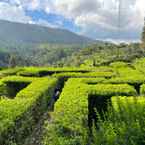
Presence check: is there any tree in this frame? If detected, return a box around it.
[141,18,145,48]
[9,54,17,68]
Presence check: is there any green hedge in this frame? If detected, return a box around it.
[17,67,93,77]
[0,77,58,145]
[140,84,145,95]
[104,76,145,85]
[112,96,145,112]
[110,61,129,68]
[43,79,136,145]
[53,71,116,79]
[17,66,115,77]
[0,76,38,98]
[88,84,137,97]
[43,78,89,145]
[114,67,144,78]
[0,67,23,78]
[133,57,145,74]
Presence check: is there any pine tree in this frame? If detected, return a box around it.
[9,54,17,68]
[141,18,145,48]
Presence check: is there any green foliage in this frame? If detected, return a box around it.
[141,19,145,48]
[0,77,58,145]
[91,96,145,145]
[1,57,145,144]
[43,79,89,145]
[0,67,23,78]
[88,84,137,97]
[53,71,116,78]
[110,61,129,68]
[43,79,136,145]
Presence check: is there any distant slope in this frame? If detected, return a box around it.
[0,20,96,67]
[59,43,144,66]
[0,20,93,45]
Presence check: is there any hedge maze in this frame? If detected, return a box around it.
[1,59,145,145]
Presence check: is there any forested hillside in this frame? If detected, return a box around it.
[58,42,145,66]
[0,20,94,67]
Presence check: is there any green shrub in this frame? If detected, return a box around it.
[43,79,136,145]
[0,77,58,145]
[0,67,23,78]
[133,57,145,74]
[17,67,94,77]
[140,84,145,95]
[105,76,145,85]
[43,78,89,145]
[91,96,145,145]
[0,76,38,98]
[88,84,137,97]
[53,71,116,79]
[110,61,129,68]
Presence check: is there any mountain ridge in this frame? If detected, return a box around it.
[0,19,93,45]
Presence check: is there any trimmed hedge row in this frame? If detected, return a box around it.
[2,76,38,83]
[133,57,145,74]
[17,67,92,77]
[0,76,38,98]
[0,67,23,78]
[17,66,115,77]
[43,79,137,145]
[140,84,145,95]
[104,76,145,85]
[0,77,58,145]
[113,66,144,78]
[53,71,116,79]
[112,96,145,112]
[110,61,129,68]
[75,78,106,84]
[43,79,89,145]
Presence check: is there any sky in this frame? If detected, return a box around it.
[0,0,145,42]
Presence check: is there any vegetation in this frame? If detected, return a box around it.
[91,96,145,145]
[0,76,58,145]
[1,19,145,145]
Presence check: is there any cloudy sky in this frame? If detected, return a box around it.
[0,0,145,42]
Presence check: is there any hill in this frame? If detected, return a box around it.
[0,20,93,45]
[0,20,95,67]
[59,42,145,66]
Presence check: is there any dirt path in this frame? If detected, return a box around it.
[23,111,51,145]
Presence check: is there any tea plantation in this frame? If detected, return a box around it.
[1,58,145,145]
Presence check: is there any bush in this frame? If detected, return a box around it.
[88,84,137,97]
[0,67,23,78]
[43,78,89,145]
[53,71,116,79]
[42,79,136,145]
[0,77,58,145]
[91,96,145,145]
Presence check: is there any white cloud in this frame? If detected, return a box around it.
[51,0,145,41]
[0,0,145,41]
[0,2,31,23]
[0,1,59,28]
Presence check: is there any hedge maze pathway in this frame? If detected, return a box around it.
[1,61,145,145]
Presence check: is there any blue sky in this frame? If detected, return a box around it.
[25,10,81,33]
[0,0,145,42]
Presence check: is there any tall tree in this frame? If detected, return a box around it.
[9,54,17,68]
[141,18,145,48]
